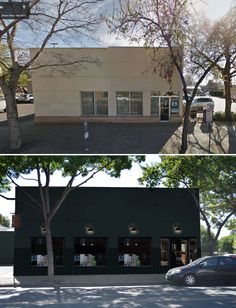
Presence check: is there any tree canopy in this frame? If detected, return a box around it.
[139,155,236,254]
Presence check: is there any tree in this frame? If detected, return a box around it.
[108,0,220,153]
[217,234,236,254]
[192,6,236,121]
[200,225,217,256]
[139,156,236,255]
[0,213,10,228]
[0,155,143,282]
[0,0,104,150]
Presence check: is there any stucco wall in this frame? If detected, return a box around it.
[30,47,183,123]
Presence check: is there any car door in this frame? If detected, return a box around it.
[217,257,236,284]
[196,257,219,283]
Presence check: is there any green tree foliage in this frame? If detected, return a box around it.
[0,213,10,228]
[0,155,143,281]
[140,156,236,255]
[194,6,236,121]
[217,234,236,254]
[200,225,217,256]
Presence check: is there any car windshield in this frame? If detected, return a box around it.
[194,98,213,103]
[187,256,210,266]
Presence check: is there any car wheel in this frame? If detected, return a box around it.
[184,273,197,286]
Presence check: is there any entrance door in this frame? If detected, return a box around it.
[160,97,170,121]
[171,239,188,267]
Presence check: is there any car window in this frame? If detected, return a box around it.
[200,258,218,267]
[195,98,213,103]
[219,257,236,266]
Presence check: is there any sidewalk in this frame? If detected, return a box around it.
[0,267,166,287]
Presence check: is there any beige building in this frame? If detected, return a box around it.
[30,47,183,123]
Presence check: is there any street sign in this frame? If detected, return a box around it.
[0,1,29,19]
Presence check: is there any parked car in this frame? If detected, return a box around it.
[191,96,214,112]
[165,255,236,286]
[16,93,34,103]
[184,96,214,111]
[0,98,6,112]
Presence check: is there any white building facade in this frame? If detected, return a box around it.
[31,47,183,123]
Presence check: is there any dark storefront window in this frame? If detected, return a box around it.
[74,238,107,266]
[189,239,198,262]
[31,237,64,267]
[161,238,199,268]
[118,238,151,266]
[160,238,170,266]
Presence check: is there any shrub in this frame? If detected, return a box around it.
[213,112,236,122]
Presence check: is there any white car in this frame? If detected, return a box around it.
[191,96,214,110]
[0,98,6,112]
[184,96,214,112]
[16,93,34,103]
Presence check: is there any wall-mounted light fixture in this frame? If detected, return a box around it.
[129,224,138,234]
[173,223,183,234]
[40,225,46,234]
[85,224,95,234]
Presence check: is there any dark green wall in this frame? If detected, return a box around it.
[14,187,200,275]
[0,231,14,265]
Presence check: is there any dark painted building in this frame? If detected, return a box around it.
[14,187,200,276]
[0,228,14,265]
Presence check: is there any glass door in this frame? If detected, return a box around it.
[160,97,170,121]
[171,238,188,267]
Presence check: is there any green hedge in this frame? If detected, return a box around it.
[210,91,224,97]
[213,111,236,122]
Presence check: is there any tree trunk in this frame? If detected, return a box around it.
[179,103,190,153]
[224,79,232,121]
[207,237,218,256]
[45,222,55,283]
[2,85,23,150]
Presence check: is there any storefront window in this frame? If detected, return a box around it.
[130,92,143,115]
[118,238,151,266]
[81,92,94,115]
[189,239,198,262]
[116,92,130,115]
[160,239,169,266]
[81,91,108,116]
[151,92,160,116]
[170,97,179,115]
[96,91,108,115]
[31,237,64,267]
[74,238,107,266]
[117,92,143,115]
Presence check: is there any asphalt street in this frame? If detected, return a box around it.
[0,285,236,307]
